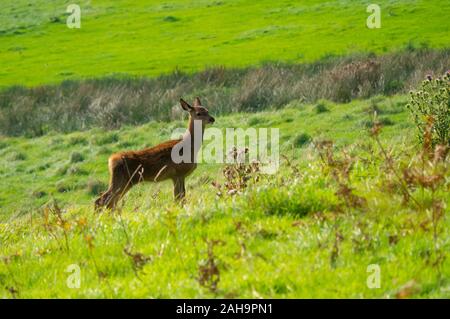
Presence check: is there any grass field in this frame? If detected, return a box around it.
[0,0,449,299]
[0,95,410,220]
[1,0,449,87]
[1,94,449,298]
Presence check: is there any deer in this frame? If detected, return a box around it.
[94,97,215,210]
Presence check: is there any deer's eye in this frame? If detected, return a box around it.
[196,112,201,116]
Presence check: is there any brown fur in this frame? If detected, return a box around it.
[95,97,214,210]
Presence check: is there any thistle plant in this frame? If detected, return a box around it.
[406,72,450,147]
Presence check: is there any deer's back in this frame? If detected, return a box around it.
[109,139,196,181]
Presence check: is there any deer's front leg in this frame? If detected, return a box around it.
[173,177,186,201]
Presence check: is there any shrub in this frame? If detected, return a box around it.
[384,79,404,95]
[70,152,84,163]
[211,147,261,196]
[314,101,330,113]
[406,72,450,146]
[326,60,381,102]
[293,133,312,147]
[0,49,448,137]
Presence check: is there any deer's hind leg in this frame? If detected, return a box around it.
[95,158,132,211]
[173,176,186,201]
[95,173,130,210]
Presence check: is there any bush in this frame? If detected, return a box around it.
[326,60,381,102]
[406,72,450,146]
[70,152,84,163]
[293,133,312,147]
[384,79,404,95]
[314,101,330,113]
[0,49,448,137]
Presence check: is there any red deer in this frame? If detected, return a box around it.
[95,97,215,210]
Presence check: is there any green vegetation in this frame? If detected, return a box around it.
[1,94,449,298]
[0,95,409,219]
[0,0,449,300]
[1,49,449,137]
[1,0,449,87]
[407,72,450,146]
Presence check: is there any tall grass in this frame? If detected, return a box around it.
[1,49,449,137]
[1,112,448,298]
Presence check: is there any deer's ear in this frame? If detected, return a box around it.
[180,98,192,111]
[193,97,202,107]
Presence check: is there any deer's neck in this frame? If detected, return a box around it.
[182,116,205,161]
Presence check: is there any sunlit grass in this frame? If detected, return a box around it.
[0,0,449,86]
[1,94,448,298]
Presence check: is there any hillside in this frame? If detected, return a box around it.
[1,49,448,137]
[0,95,411,220]
[1,94,449,298]
[0,0,449,300]
[1,0,449,86]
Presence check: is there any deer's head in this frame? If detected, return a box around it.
[180,97,215,125]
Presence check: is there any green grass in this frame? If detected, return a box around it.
[1,0,449,87]
[0,95,410,220]
[1,95,449,298]
[1,0,449,299]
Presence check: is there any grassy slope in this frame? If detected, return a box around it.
[0,0,449,299]
[0,95,410,220]
[1,0,449,87]
[1,95,449,298]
